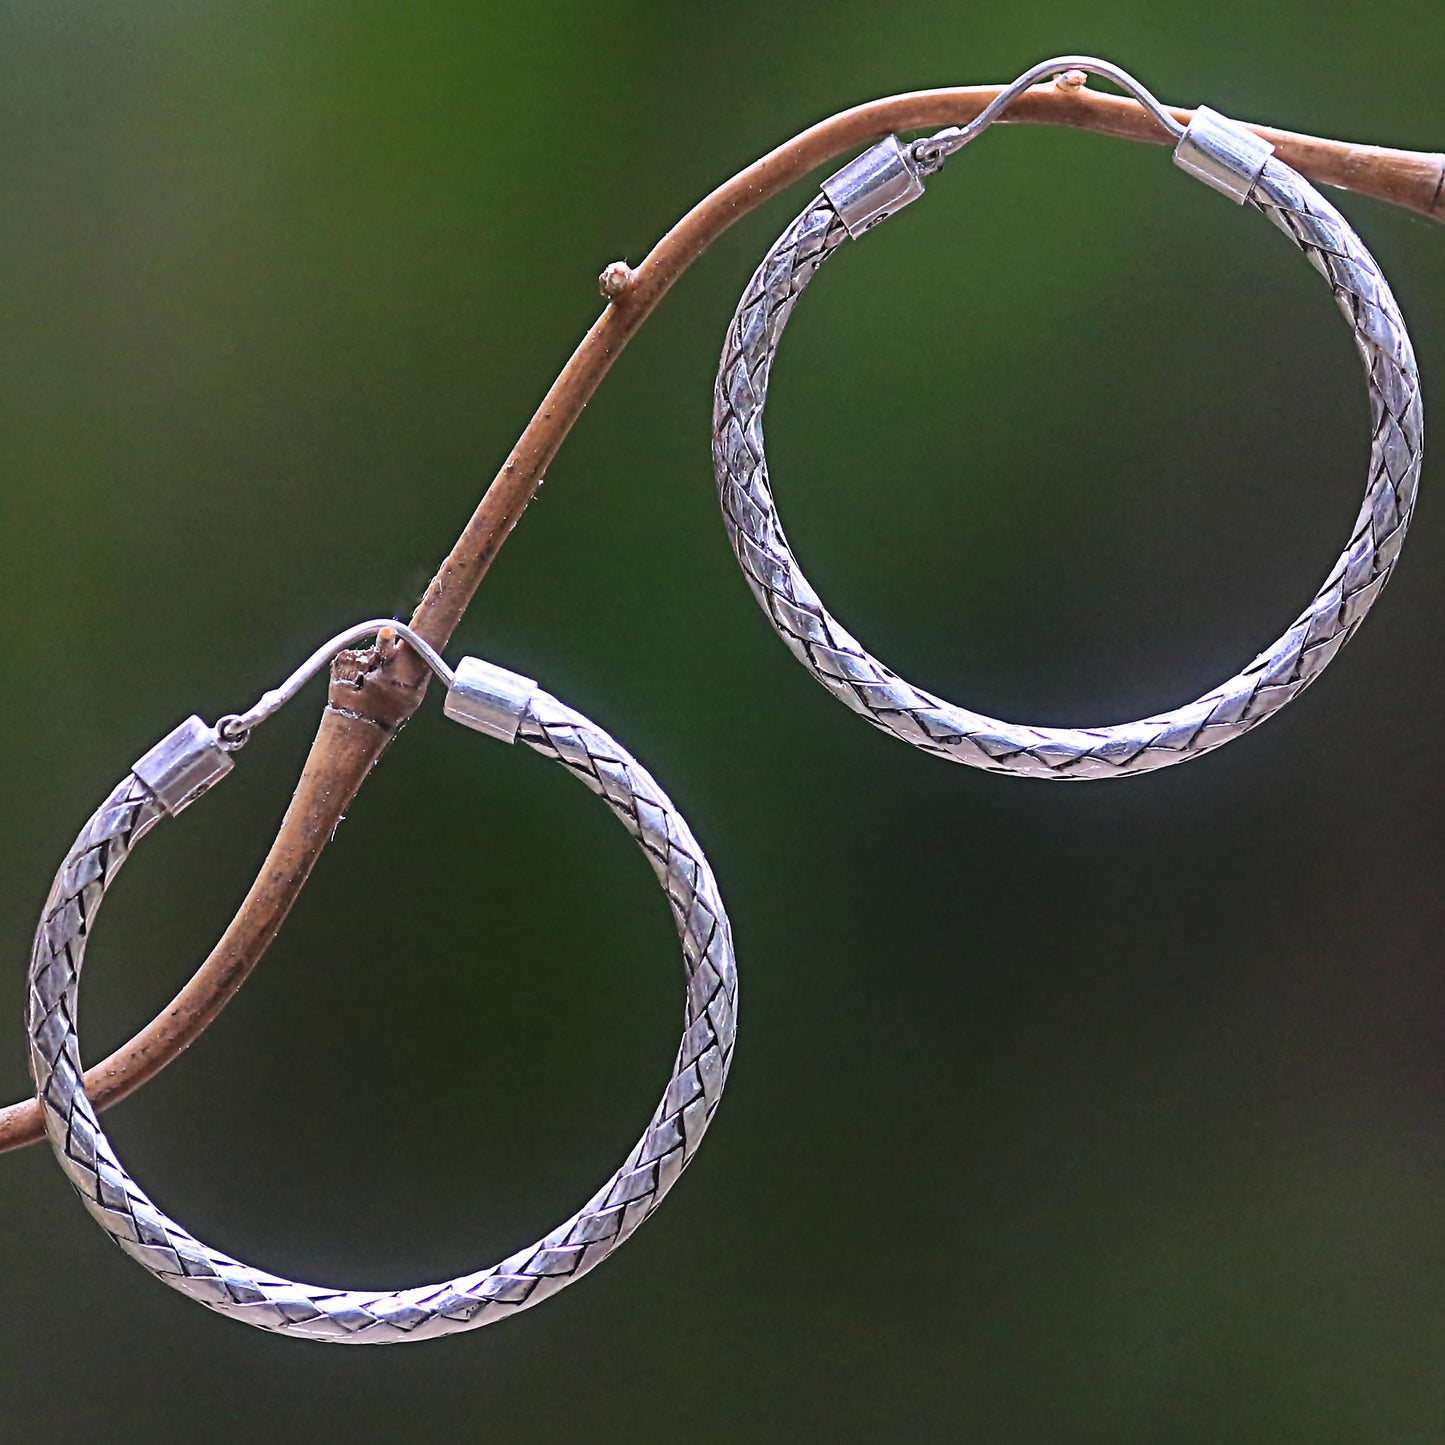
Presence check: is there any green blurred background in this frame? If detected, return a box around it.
[1,3,1443,1440]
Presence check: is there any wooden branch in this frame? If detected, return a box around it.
[2,76,1437,1153]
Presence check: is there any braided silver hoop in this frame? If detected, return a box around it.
[712,56,1423,780]
[27,621,737,1344]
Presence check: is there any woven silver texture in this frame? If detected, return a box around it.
[28,688,737,1343]
[712,152,1423,780]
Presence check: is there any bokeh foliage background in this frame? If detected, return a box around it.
[1,2,1443,1440]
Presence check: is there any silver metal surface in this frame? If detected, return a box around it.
[712,66,1423,780]
[911,54,1185,174]
[443,656,538,743]
[28,632,737,1343]
[821,136,925,237]
[1174,105,1275,202]
[132,716,233,816]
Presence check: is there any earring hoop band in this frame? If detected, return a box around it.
[28,621,737,1343]
[712,57,1423,780]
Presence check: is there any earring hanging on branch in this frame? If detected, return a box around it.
[2,59,1438,1153]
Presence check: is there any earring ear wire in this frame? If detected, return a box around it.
[133,619,539,815]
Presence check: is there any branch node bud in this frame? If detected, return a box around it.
[1056,70,1089,93]
[599,260,636,299]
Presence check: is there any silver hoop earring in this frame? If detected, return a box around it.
[27,621,737,1344]
[712,56,1423,780]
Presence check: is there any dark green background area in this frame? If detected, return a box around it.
[0,3,1443,1440]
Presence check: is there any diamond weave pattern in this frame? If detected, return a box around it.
[28,690,737,1343]
[712,156,1422,778]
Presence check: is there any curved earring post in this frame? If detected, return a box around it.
[913,55,1185,172]
[218,619,456,745]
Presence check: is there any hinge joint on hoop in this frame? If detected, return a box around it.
[133,717,235,816]
[821,136,926,238]
[443,657,538,744]
[1173,106,1275,202]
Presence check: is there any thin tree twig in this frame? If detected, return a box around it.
[3,77,1438,1153]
